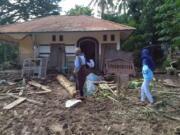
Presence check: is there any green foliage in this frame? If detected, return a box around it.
[102,0,178,69]
[0,0,61,25]
[102,13,129,24]
[155,0,180,49]
[127,0,144,23]
[0,43,18,64]
[89,0,114,17]
[162,60,171,69]
[67,5,93,16]
[103,0,164,52]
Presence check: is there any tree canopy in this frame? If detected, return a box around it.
[155,0,180,49]
[0,0,61,25]
[67,5,93,16]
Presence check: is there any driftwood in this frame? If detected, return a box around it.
[3,97,26,110]
[28,81,52,94]
[6,93,44,106]
[56,75,76,96]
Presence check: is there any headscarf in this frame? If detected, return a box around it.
[141,49,156,71]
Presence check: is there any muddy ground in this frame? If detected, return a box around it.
[0,71,180,135]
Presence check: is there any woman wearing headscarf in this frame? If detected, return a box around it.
[74,48,88,100]
[140,48,156,106]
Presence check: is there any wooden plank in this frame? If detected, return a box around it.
[3,97,26,110]
[28,81,52,93]
[28,91,51,94]
[6,93,44,106]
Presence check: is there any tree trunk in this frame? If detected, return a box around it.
[56,75,76,96]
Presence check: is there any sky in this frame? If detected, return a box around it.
[59,0,92,14]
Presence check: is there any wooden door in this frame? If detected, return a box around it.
[49,44,65,71]
[101,43,117,72]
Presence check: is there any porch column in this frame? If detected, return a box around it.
[32,34,39,58]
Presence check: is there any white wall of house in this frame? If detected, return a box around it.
[36,31,121,57]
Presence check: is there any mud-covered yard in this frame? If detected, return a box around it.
[0,71,180,135]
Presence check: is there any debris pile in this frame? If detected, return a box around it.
[0,71,179,135]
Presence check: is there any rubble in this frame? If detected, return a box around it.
[0,71,179,135]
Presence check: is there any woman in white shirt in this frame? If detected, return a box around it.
[87,59,95,68]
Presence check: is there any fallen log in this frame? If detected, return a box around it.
[56,75,76,96]
[28,81,52,93]
[3,97,26,110]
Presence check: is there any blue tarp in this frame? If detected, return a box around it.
[84,73,101,95]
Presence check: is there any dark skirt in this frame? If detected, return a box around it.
[76,65,88,96]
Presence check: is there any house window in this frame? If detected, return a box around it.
[111,34,115,41]
[103,35,107,41]
[59,35,63,41]
[39,44,50,58]
[52,35,56,41]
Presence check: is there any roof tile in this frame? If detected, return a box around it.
[0,15,135,33]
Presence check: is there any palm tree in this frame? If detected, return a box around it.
[88,0,113,17]
[116,0,129,15]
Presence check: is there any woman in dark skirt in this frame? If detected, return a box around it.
[74,48,88,99]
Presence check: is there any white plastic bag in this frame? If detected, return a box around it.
[65,99,82,108]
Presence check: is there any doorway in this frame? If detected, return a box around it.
[77,37,99,68]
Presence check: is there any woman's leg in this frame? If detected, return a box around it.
[140,81,145,102]
[143,79,154,103]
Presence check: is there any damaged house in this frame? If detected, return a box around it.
[0,15,135,76]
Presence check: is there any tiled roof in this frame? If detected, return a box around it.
[0,15,135,34]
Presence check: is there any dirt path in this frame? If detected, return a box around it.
[0,72,179,135]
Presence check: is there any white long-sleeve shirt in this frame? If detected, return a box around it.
[87,59,95,68]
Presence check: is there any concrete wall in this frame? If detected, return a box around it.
[36,32,121,54]
[19,36,33,63]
